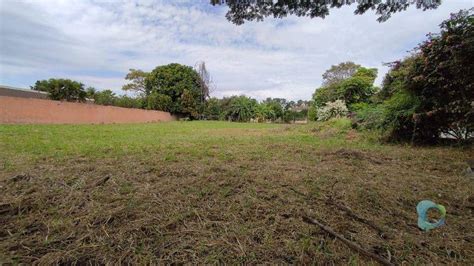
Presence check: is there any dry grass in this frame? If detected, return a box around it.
[0,120,473,264]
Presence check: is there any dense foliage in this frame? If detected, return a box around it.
[283,108,308,123]
[31,67,309,123]
[145,63,204,119]
[308,9,473,144]
[122,69,148,94]
[145,91,172,111]
[32,79,87,102]
[316,100,349,121]
[202,96,309,123]
[378,9,473,143]
[211,0,441,25]
[203,97,223,120]
[86,88,144,109]
[322,62,361,87]
[351,103,385,130]
[90,89,116,106]
[226,96,258,122]
[309,64,378,119]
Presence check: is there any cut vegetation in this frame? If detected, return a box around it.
[1,120,473,264]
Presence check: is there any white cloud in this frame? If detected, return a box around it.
[0,0,472,100]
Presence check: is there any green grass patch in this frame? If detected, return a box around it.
[0,120,472,264]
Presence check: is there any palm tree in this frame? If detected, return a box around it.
[228,96,257,122]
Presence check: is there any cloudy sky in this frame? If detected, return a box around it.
[0,0,472,100]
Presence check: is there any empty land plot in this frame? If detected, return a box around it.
[0,121,473,264]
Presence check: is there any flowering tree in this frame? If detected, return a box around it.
[382,9,473,142]
[317,100,349,121]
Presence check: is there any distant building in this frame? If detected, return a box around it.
[289,102,308,112]
[0,85,49,100]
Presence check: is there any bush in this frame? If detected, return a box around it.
[380,9,474,143]
[307,117,353,138]
[115,96,144,109]
[93,90,116,106]
[203,97,222,120]
[323,117,352,132]
[316,100,348,121]
[352,102,385,130]
[31,79,86,102]
[308,104,318,121]
[283,110,307,123]
[381,90,420,141]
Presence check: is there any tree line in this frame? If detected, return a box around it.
[307,9,473,144]
[31,8,472,143]
[31,62,309,123]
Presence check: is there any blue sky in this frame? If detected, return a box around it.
[0,0,472,100]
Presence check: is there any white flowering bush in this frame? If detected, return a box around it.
[317,100,349,121]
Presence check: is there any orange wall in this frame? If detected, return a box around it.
[0,96,176,124]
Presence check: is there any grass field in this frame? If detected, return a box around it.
[1,120,473,264]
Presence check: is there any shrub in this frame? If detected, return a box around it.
[31,79,87,102]
[381,90,420,141]
[316,100,349,121]
[308,117,353,138]
[380,9,474,143]
[308,104,318,121]
[203,97,222,120]
[115,95,144,109]
[93,89,116,106]
[283,110,307,123]
[352,102,385,130]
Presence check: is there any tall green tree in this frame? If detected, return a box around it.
[379,55,420,101]
[337,67,378,106]
[31,79,87,102]
[312,66,378,110]
[145,63,204,118]
[122,69,149,94]
[322,62,361,87]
